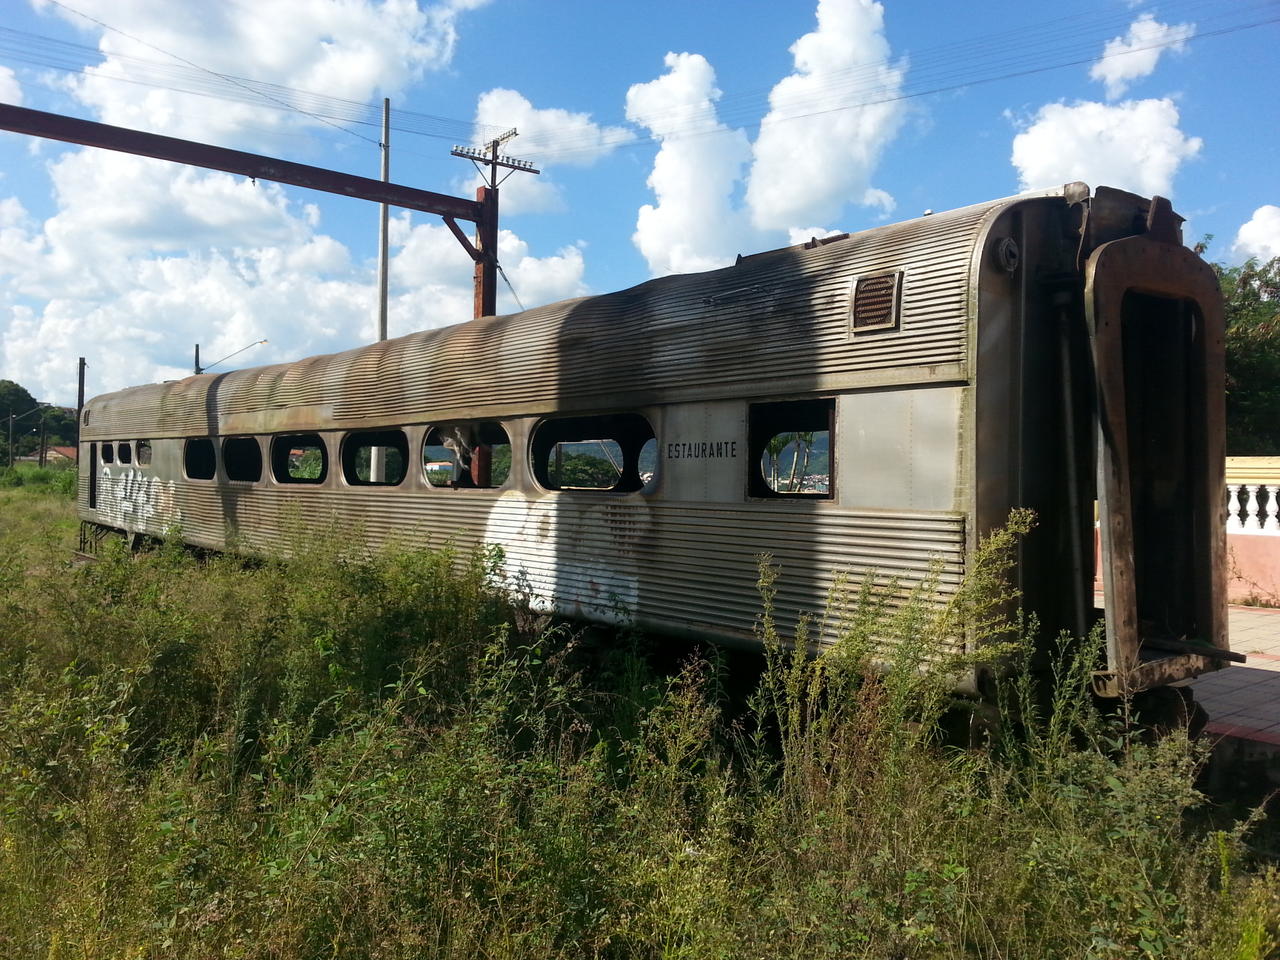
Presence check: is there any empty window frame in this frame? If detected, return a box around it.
[101,442,115,465]
[223,436,263,483]
[342,429,408,486]
[748,399,834,498]
[423,421,512,489]
[136,440,152,466]
[532,414,656,493]
[271,434,328,484]
[184,437,217,480]
[118,442,132,465]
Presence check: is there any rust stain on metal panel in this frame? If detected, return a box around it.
[83,198,998,443]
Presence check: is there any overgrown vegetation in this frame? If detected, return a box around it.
[1,482,1278,958]
[0,460,77,496]
[1209,253,1280,455]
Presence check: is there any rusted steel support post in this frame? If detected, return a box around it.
[473,185,498,319]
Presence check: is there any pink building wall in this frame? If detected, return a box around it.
[1089,458,1280,607]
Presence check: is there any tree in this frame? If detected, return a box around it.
[787,431,815,491]
[764,432,793,490]
[41,407,79,448]
[1213,256,1280,455]
[0,379,38,463]
[0,380,37,426]
[490,444,512,485]
[296,447,324,479]
[553,451,622,489]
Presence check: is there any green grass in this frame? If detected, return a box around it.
[0,488,1278,958]
[0,461,77,497]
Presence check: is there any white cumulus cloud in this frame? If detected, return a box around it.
[786,226,846,246]
[390,217,586,323]
[464,87,635,215]
[625,52,755,276]
[625,0,908,276]
[1010,98,1201,197]
[46,0,486,146]
[1235,206,1280,262]
[746,0,905,232]
[0,65,21,105]
[2,204,589,402]
[478,88,633,167]
[1090,14,1194,101]
[0,0,601,405]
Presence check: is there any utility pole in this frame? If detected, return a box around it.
[377,98,391,342]
[76,356,86,464]
[7,404,47,469]
[451,130,539,318]
[371,98,392,483]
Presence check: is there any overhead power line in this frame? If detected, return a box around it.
[41,0,380,147]
[0,17,503,147]
[1,0,1275,166]
[515,0,1280,159]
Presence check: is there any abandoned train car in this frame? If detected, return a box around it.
[76,182,1231,697]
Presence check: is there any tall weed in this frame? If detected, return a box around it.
[0,488,1277,958]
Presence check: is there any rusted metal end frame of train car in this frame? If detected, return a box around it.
[75,182,1231,700]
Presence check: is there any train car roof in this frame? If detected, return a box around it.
[81,184,1081,440]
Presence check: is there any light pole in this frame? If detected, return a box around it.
[7,403,49,469]
[194,339,268,375]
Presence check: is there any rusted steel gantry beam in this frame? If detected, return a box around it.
[0,103,498,318]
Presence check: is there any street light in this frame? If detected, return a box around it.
[7,402,49,469]
[194,339,268,375]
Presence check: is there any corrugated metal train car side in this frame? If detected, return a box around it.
[74,183,1232,697]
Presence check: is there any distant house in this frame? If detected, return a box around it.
[14,445,78,466]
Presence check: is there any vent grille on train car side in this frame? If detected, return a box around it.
[850,271,902,334]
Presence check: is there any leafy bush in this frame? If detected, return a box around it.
[0,462,77,497]
[0,490,1277,958]
[1217,255,1280,454]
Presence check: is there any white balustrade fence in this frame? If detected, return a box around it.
[1224,459,1280,537]
[1227,483,1280,534]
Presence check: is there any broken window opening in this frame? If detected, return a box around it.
[271,434,327,484]
[423,421,511,489]
[136,441,152,466]
[749,399,834,498]
[638,437,658,487]
[343,429,409,486]
[532,414,656,493]
[101,443,115,465]
[118,442,132,465]
[184,437,217,480]
[223,436,263,483]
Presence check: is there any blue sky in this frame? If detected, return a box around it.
[0,0,1277,405]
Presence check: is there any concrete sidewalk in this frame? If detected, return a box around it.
[1194,604,1280,743]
